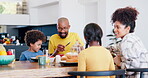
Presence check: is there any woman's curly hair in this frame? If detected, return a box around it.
[111,7,139,33]
[24,30,46,46]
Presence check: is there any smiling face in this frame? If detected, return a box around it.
[113,21,130,39]
[57,20,70,39]
[30,40,42,52]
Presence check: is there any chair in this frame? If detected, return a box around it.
[4,45,29,61]
[126,68,148,78]
[68,69,126,78]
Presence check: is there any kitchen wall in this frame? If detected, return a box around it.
[60,0,148,49]
[104,0,148,49]
[29,0,59,25]
[0,0,148,49]
[37,2,59,25]
[59,0,85,43]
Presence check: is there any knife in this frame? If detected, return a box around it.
[65,42,71,46]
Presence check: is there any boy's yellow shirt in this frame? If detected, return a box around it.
[48,32,84,54]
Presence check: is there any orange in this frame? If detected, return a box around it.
[0,51,7,55]
[5,41,11,44]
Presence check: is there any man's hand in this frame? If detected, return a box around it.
[51,44,65,57]
[56,44,65,52]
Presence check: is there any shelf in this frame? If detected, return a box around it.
[0,14,30,25]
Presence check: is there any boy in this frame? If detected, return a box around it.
[19,30,46,62]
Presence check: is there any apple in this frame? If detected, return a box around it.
[7,51,13,55]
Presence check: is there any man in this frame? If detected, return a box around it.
[48,17,84,57]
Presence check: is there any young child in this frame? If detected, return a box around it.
[78,23,115,78]
[19,30,46,62]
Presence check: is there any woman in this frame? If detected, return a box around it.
[78,23,115,78]
[112,7,148,77]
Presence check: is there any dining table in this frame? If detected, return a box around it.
[0,61,77,78]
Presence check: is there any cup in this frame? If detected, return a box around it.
[55,55,61,63]
[49,57,55,66]
[38,56,46,65]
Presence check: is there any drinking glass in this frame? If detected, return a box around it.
[38,56,46,65]
[49,57,55,66]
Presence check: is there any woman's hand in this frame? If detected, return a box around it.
[114,55,122,67]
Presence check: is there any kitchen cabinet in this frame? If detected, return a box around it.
[0,0,59,25]
[0,14,29,25]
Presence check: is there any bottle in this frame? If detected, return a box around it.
[55,55,61,63]
[71,40,81,53]
[16,39,20,45]
[22,0,28,14]
[16,2,22,14]
[45,50,50,64]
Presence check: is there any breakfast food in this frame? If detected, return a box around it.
[7,51,13,55]
[61,52,78,62]
[0,51,7,55]
[66,58,78,62]
[35,55,46,59]
[61,56,67,60]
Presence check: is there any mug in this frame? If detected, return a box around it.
[38,56,46,65]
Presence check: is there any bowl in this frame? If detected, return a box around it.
[31,57,38,62]
[0,55,15,65]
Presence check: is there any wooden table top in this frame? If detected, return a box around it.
[0,61,77,78]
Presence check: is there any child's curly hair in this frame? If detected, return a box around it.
[111,7,139,33]
[24,30,46,46]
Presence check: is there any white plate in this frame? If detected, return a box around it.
[60,60,66,62]
[60,60,77,63]
[60,61,78,66]
[31,57,37,59]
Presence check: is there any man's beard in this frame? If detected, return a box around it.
[59,32,68,39]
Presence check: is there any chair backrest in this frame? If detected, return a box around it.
[68,69,126,78]
[4,45,29,61]
[126,68,148,78]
